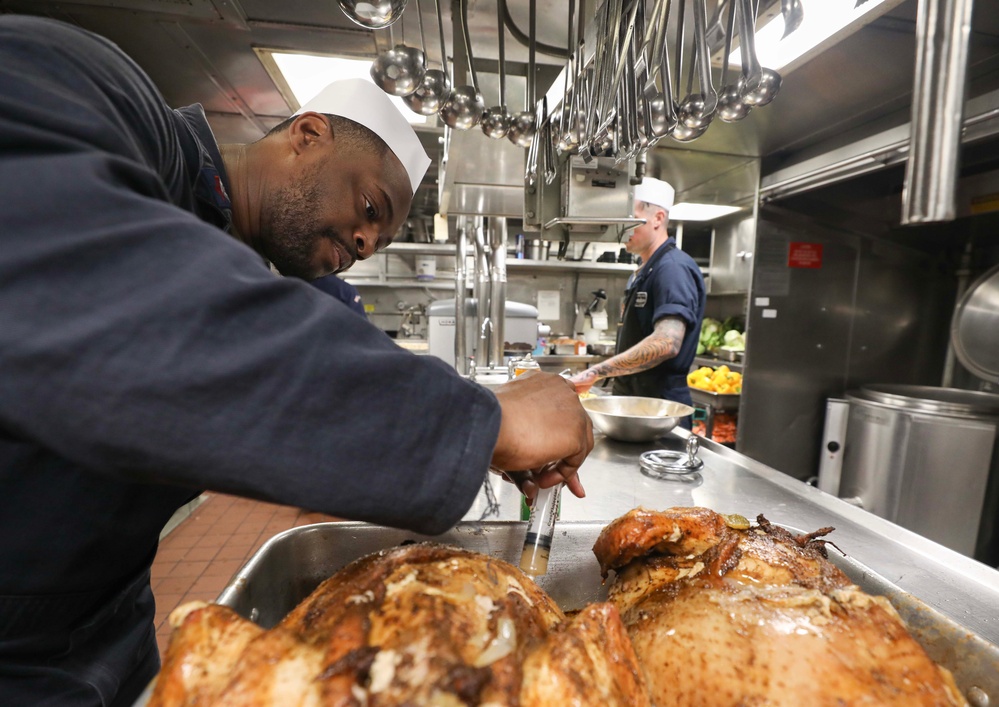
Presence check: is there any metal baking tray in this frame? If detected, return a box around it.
[690,387,741,412]
[139,521,999,705]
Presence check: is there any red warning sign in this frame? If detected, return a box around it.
[788,242,823,269]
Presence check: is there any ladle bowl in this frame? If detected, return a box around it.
[646,94,678,138]
[439,85,485,130]
[556,106,582,153]
[402,69,451,115]
[480,106,512,139]
[717,82,752,122]
[507,111,536,148]
[678,93,715,130]
[338,0,408,29]
[741,68,782,107]
[671,121,709,143]
[370,45,426,97]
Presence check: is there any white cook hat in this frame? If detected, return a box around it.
[292,79,431,195]
[634,177,675,212]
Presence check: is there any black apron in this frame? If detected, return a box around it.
[612,242,693,429]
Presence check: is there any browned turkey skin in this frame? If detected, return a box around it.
[594,507,968,707]
[149,543,650,706]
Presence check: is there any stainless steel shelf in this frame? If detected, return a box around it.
[506,259,637,275]
[382,243,456,256]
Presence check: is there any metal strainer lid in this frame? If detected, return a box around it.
[952,263,999,383]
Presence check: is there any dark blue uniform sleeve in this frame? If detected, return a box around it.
[310,275,368,317]
[650,256,701,329]
[0,16,499,536]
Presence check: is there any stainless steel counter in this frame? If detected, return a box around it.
[463,429,999,648]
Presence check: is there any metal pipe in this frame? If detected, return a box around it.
[901,0,974,225]
[472,216,492,368]
[455,219,469,374]
[488,217,508,367]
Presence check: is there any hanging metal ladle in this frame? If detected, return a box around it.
[737,0,782,107]
[716,0,752,122]
[370,14,427,96]
[508,0,539,148]
[671,0,708,142]
[403,0,452,114]
[439,0,486,129]
[640,0,679,143]
[480,0,512,138]
[677,0,718,131]
[339,0,408,29]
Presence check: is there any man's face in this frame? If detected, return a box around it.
[258,134,412,280]
[624,201,657,255]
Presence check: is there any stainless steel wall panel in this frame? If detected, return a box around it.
[739,220,860,480]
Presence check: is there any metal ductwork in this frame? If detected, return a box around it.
[901,0,975,225]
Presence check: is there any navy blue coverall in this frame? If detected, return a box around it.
[0,15,499,705]
[612,237,707,421]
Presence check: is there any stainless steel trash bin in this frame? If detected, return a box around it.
[840,385,999,562]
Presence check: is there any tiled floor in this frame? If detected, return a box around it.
[150,493,338,656]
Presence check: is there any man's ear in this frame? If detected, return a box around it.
[286,112,332,155]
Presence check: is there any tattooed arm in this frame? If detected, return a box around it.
[569,316,687,392]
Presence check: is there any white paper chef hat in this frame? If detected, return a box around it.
[292,79,431,195]
[634,177,676,212]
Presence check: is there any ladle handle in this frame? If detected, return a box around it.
[737,0,763,89]
[692,0,717,111]
[434,0,448,74]
[496,0,506,105]
[457,0,480,93]
[720,0,737,86]
[415,0,428,64]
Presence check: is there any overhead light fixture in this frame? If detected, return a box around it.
[670,203,742,222]
[269,52,427,126]
[729,0,897,73]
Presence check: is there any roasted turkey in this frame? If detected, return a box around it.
[149,543,650,706]
[593,506,968,707]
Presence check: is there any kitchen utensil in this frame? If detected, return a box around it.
[480,0,511,138]
[780,0,804,38]
[402,0,451,114]
[370,20,427,97]
[370,46,426,97]
[338,0,408,29]
[672,0,709,142]
[556,0,581,153]
[520,480,561,576]
[508,0,538,147]
[439,0,484,129]
[581,395,694,442]
[951,262,999,383]
[638,0,677,143]
[716,0,752,122]
[677,0,718,130]
[736,0,782,107]
[639,436,705,479]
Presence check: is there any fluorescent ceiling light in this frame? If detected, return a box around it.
[270,52,427,126]
[729,0,890,72]
[670,203,741,222]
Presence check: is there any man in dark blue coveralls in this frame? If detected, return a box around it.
[0,15,592,706]
[569,178,706,428]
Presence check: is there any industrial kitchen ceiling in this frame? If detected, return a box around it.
[0,0,997,221]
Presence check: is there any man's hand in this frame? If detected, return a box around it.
[567,368,602,394]
[490,372,593,499]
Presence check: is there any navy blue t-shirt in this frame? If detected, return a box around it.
[613,237,706,402]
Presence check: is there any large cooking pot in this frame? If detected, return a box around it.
[951,263,999,383]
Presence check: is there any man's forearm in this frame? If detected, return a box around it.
[588,316,686,380]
